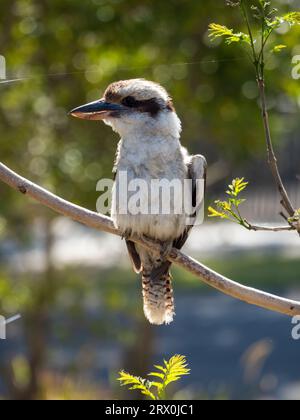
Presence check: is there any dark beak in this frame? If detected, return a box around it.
[69,99,124,121]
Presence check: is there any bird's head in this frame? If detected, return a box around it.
[70,79,181,138]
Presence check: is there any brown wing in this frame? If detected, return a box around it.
[149,155,207,280]
[114,165,142,274]
[126,240,142,273]
[173,154,207,250]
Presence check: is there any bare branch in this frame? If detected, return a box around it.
[245,222,294,232]
[238,1,296,219]
[0,161,300,317]
[257,78,295,217]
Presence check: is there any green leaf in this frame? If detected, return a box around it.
[161,355,190,387]
[279,12,300,26]
[208,178,249,225]
[271,44,287,54]
[151,382,164,391]
[153,365,166,373]
[208,23,251,45]
[148,372,165,380]
[217,200,232,212]
[118,371,156,400]
[288,209,300,224]
[149,355,190,399]
[208,206,227,219]
[231,198,246,206]
[228,178,249,196]
[118,355,190,400]
[269,12,300,31]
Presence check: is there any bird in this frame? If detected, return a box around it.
[70,79,207,325]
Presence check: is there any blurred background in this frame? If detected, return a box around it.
[0,0,300,400]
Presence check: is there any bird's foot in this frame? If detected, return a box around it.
[140,235,172,260]
[159,241,173,261]
[121,228,132,241]
[140,234,158,249]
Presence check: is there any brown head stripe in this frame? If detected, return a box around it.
[104,82,175,116]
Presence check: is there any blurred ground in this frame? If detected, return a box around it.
[2,278,300,400]
[0,0,300,401]
[1,218,300,400]
[3,216,300,272]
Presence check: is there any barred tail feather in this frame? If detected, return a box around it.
[142,271,175,325]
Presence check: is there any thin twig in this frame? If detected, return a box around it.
[279,211,289,222]
[245,223,294,232]
[239,1,296,218]
[257,78,295,217]
[0,161,300,317]
[240,0,258,66]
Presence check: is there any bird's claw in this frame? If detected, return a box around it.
[121,228,132,241]
[140,234,157,248]
[159,241,173,261]
[140,235,172,260]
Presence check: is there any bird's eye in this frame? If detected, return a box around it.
[121,96,137,107]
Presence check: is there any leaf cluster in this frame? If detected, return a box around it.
[118,354,190,400]
[208,178,249,227]
[208,23,250,45]
[209,1,300,66]
[288,209,300,225]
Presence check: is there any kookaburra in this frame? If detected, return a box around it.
[70,79,206,325]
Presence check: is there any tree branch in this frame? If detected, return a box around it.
[0,161,300,317]
[239,1,296,220]
[257,78,295,217]
[245,222,294,232]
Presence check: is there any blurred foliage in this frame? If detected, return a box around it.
[0,0,300,400]
[0,0,299,220]
[118,354,190,400]
[1,0,300,207]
